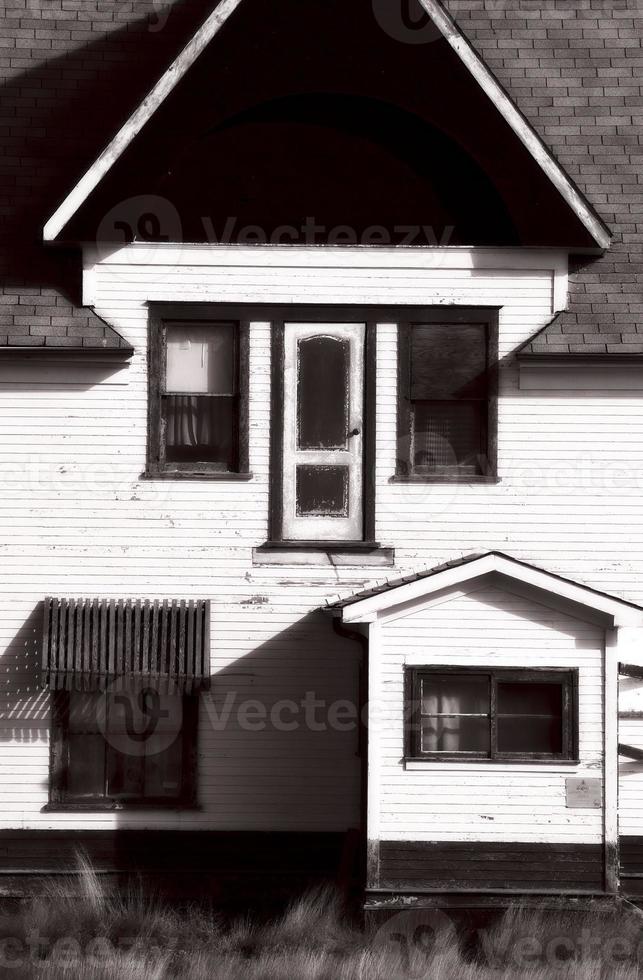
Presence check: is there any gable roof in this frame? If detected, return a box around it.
[43,0,610,250]
[327,551,643,626]
[0,308,133,357]
[518,312,643,360]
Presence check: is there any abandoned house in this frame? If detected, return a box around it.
[1,0,643,915]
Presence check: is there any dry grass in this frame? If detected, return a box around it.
[0,855,642,978]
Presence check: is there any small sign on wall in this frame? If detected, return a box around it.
[566,777,602,809]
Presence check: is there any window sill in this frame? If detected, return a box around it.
[390,474,500,485]
[42,803,201,813]
[253,541,395,567]
[404,758,580,769]
[142,469,253,482]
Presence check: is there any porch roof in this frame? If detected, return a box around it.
[326,551,643,627]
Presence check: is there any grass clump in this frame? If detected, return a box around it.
[0,853,643,978]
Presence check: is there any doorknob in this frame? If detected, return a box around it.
[349,427,361,438]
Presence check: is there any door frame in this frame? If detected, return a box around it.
[270,314,377,546]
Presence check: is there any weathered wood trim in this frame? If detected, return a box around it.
[378,841,605,892]
[43,0,246,241]
[395,323,411,478]
[363,323,377,543]
[340,552,643,625]
[269,320,285,541]
[48,692,68,805]
[416,0,611,250]
[366,622,382,890]
[605,630,620,894]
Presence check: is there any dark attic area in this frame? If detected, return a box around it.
[65,0,596,249]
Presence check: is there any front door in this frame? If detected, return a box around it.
[282,322,365,541]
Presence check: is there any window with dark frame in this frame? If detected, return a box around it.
[49,691,198,807]
[405,667,577,761]
[149,318,249,477]
[397,314,496,479]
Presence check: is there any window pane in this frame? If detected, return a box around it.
[413,400,484,473]
[421,674,489,715]
[144,734,183,799]
[498,681,563,717]
[107,749,145,800]
[163,395,236,466]
[411,324,488,400]
[67,732,105,798]
[165,324,235,395]
[69,692,102,733]
[422,716,490,753]
[497,716,563,754]
[297,336,349,449]
[296,465,349,517]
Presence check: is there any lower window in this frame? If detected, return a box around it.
[49,689,198,807]
[405,667,577,761]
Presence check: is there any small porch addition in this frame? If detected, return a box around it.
[327,552,643,906]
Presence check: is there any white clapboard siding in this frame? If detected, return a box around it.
[376,586,604,844]
[0,243,640,835]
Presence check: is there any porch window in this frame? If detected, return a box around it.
[405,667,577,761]
[148,318,249,478]
[396,311,497,480]
[49,690,198,807]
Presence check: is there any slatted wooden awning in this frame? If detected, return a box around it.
[41,598,211,694]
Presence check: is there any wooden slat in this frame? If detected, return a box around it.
[107,599,116,679]
[40,597,211,691]
[620,663,643,679]
[41,598,51,685]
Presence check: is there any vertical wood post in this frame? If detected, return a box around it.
[604,628,620,894]
[366,621,381,890]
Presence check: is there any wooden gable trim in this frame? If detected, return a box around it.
[43,0,245,242]
[44,0,610,250]
[417,0,610,251]
[337,552,643,626]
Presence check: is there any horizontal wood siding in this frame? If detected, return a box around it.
[379,841,604,892]
[0,244,640,844]
[0,830,346,874]
[377,586,604,846]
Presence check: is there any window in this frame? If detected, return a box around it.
[405,668,577,761]
[49,690,198,807]
[397,311,497,480]
[148,317,249,477]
